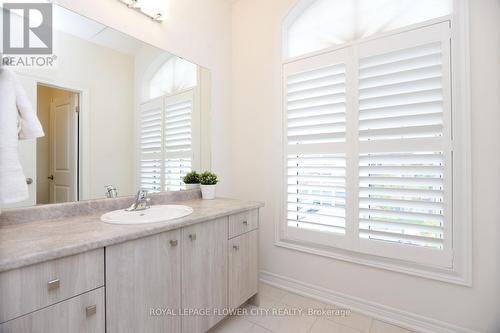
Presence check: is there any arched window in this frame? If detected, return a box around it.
[139,55,200,192]
[281,0,471,282]
[149,56,197,99]
[285,0,452,58]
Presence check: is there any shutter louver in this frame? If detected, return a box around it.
[287,63,346,144]
[140,106,162,154]
[140,159,162,192]
[358,42,444,141]
[287,154,346,234]
[165,158,192,191]
[165,101,192,152]
[359,152,444,249]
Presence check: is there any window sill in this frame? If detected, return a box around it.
[274,238,472,286]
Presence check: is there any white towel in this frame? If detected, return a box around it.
[0,67,44,204]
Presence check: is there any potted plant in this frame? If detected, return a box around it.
[199,171,218,200]
[183,171,200,190]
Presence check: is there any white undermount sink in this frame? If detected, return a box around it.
[101,205,193,225]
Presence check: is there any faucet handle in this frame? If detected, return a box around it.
[137,189,149,200]
[138,189,151,209]
[105,185,118,198]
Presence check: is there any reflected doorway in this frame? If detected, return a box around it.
[36,84,80,204]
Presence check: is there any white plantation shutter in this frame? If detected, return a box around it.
[282,21,454,267]
[139,90,198,192]
[284,49,349,247]
[356,22,452,266]
[139,98,163,192]
[164,91,195,191]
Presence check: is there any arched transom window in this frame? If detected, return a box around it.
[285,0,452,58]
[149,56,197,99]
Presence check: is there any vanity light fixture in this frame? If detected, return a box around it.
[117,0,165,22]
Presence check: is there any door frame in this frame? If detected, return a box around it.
[26,74,90,201]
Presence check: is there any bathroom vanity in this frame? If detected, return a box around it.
[0,191,262,333]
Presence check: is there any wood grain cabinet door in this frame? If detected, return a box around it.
[181,218,228,333]
[228,230,259,309]
[105,230,181,333]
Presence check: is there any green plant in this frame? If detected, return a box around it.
[182,171,200,184]
[199,171,218,185]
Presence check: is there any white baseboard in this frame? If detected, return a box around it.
[260,270,477,333]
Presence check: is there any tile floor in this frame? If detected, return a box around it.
[209,283,415,333]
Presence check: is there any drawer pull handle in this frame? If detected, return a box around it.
[233,245,240,251]
[47,279,60,291]
[242,220,248,225]
[189,234,196,241]
[170,239,178,246]
[86,305,97,317]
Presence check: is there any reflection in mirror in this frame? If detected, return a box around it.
[3,5,211,209]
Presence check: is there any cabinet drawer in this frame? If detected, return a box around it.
[228,209,258,239]
[228,230,259,309]
[0,249,104,323]
[0,287,105,333]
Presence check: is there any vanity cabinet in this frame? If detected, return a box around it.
[182,218,228,333]
[105,230,181,333]
[0,287,104,333]
[0,206,260,333]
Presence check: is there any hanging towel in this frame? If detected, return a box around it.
[0,67,44,204]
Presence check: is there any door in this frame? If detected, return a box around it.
[105,230,181,333]
[228,230,259,309]
[182,218,228,333]
[49,95,78,203]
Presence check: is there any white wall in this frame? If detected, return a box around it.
[55,0,234,195]
[230,0,500,332]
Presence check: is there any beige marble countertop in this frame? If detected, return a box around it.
[0,197,263,272]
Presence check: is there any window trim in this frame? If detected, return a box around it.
[277,0,472,286]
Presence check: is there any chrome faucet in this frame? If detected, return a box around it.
[105,185,118,198]
[126,190,151,211]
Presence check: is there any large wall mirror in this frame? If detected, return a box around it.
[3,5,211,208]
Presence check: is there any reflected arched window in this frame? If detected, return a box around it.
[149,56,197,99]
[285,0,452,58]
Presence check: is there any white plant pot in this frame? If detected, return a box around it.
[185,183,200,190]
[200,184,216,200]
